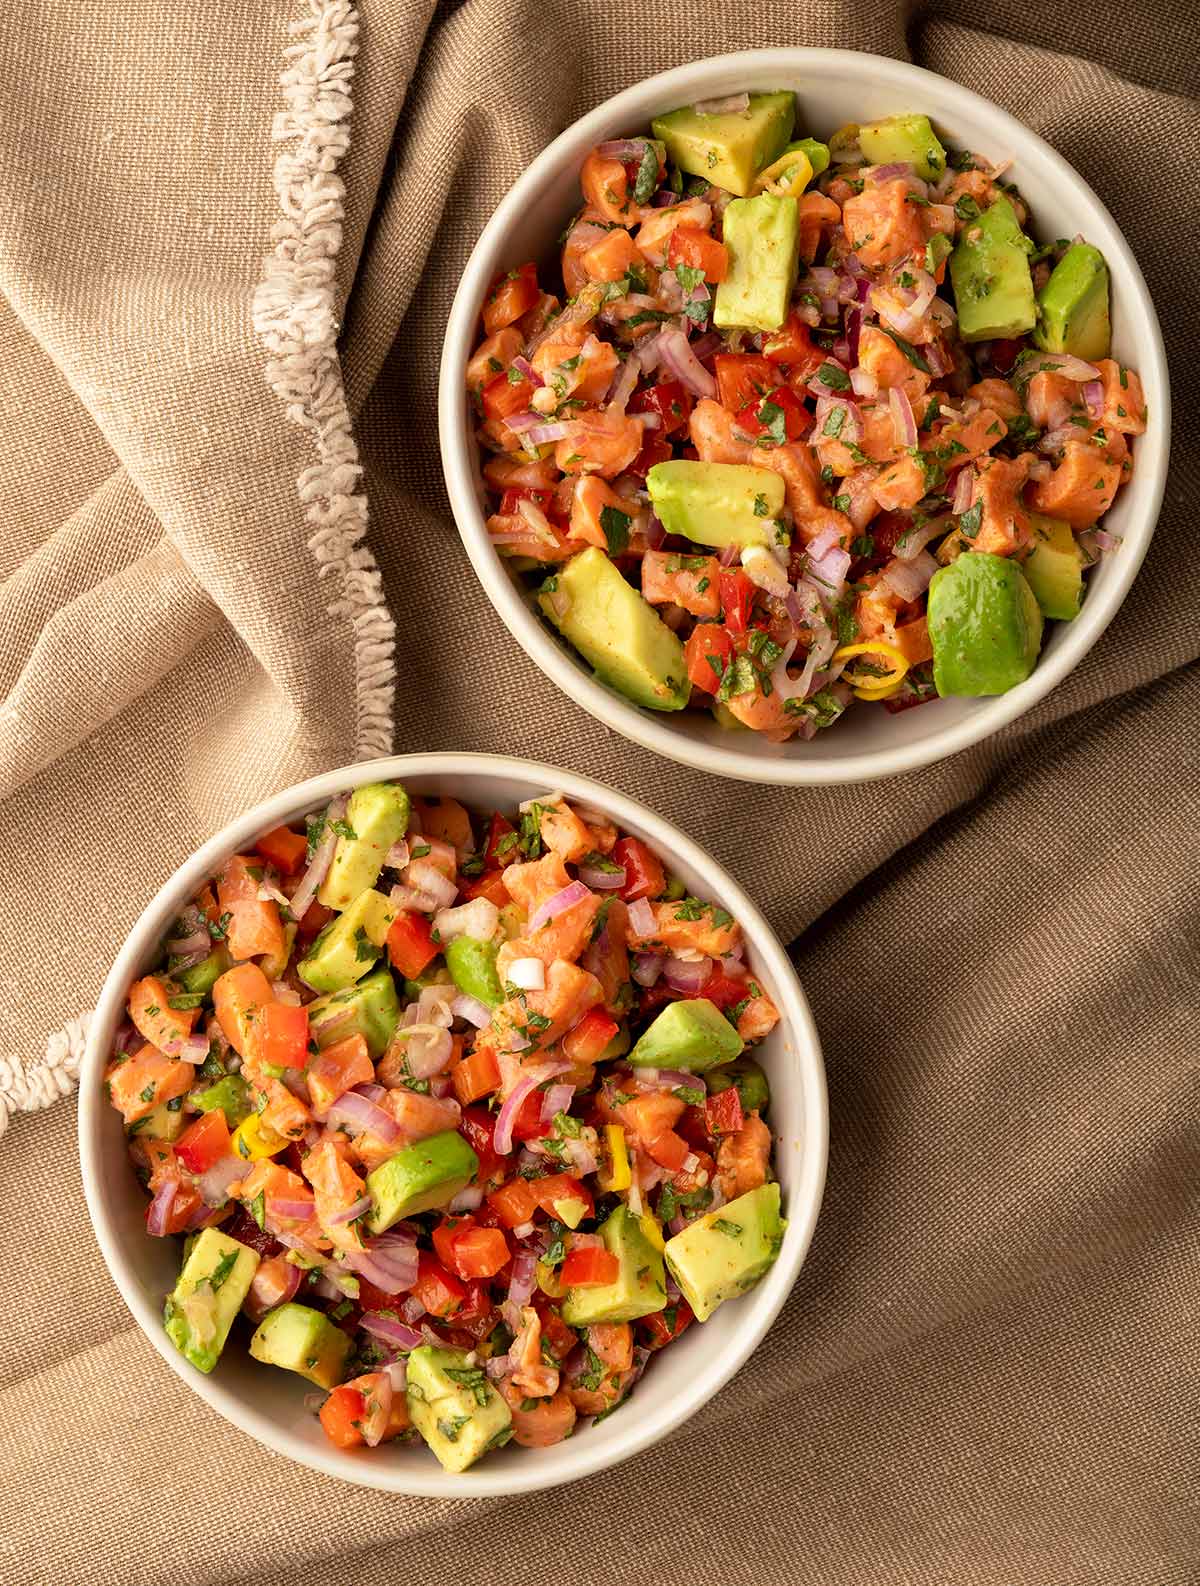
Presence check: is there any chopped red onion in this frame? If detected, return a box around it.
[629,1067,701,1093]
[448,1183,484,1214]
[145,1178,177,1237]
[1092,528,1119,552]
[688,330,721,362]
[717,542,740,568]
[952,466,975,514]
[510,354,542,386]
[166,918,211,959]
[1082,380,1104,420]
[662,955,713,994]
[529,879,590,933]
[485,1353,510,1381]
[597,136,652,160]
[894,515,951,559]
[653,189,680,208]
[506,956,546,993]
[578,861,627,891]
[326,1088,399,1139]
[1028,352,1101,383]
[692,92,749,115]
[541,1082,576,1121]
[403,859,459,912]
[508,1250,537,1309]
[632,951,665,987]
[177,1033,211,1066]
[327,1193,372,1227]
[889,387,918,449]
[384,838,410,870]
[494,1060,570,1155]
[807,544,852,599]
[880,551,937,603]
[451,993,492,1029]
[266,1194,316,1221]
[605,352,641,415]
[627,897,656,938]
[393,1024,455,1080]
[655,326,717,399]
[288,794,345,922]
[433,896,499,945]
[197,1154,248,1207]
[849,366,878,399]
[361,1311,424,1349]
[924,339,949,378]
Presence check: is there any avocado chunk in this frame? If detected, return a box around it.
[628,997,745,1073]
[928,551,1044,696]
[248,1301,352,1389]
[651,90,795,198]
[306,967,401,1058]
[163,1227,261,1374]
[706,1057,770,1115]
[714,192,800,332]
[1023,513,1086,621]
[539,547,689,713]
[297,888,397,994]
[174,946,230,995]
[647,460,786,550]
[318,781,411,911]
[406,1345,513,1472]
[131,1098,188,1141]
[1033,242,1110,361]
[445,935,503,1007]
[560,1204,667,1326]
[192,1073,250,1127]
[784,136,829,177]
[858,112,947,180]
[365,1129,479,1234]
[663,1182,786,1322]
[949,196,1036,343]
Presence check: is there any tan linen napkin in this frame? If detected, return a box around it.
[0,1,1196,1581]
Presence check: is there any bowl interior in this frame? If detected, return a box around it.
[80,754,827,1495]
[440,50,1169,784]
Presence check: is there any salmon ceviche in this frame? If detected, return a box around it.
[469,92,1146,738]
[105,780,785,1471]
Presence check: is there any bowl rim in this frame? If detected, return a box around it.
[78,751,828,1496]
[438,46,1171,787]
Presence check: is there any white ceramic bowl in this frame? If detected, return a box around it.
[79,753,827,1495]
[440,49,1170,785]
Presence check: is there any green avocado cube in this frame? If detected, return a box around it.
[651,90,795,198]
[784,136,829,177]
[539,548,689,713]
[318,781,411,912]
[306,966,401,1058]
[706,1057,770,1115]
[714,192,800,332]
[164,1227,261,1374]
[949,196,1036,343]
[560,1204,667,1326]
[248,1302,352,1389]
[128,1097,188,1141]
[663,1182,786,1322]
[928,551,1044,696]
[628,998,744,1073]
[406,1345,513,1472]
[365,1130,479,1234]
[297,888,397,994]
[445,935,504,1008]
[1022,513,1086,621]
[647,460,786,551]
[1033,242,1110,361]
[173,946,230,996]
[858,112,947,180]
[192,1074,250,1127]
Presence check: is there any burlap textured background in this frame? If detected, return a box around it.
[0,1,1195,1581]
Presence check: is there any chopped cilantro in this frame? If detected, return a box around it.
[600,505,631,557]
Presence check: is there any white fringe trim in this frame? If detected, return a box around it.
[252,0,396,761]
[12,1,395,1138]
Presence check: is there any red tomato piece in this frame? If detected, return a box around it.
[714,353,777,413]
[387,910,439,979]
[460,1105,505,1184]
[254,825,309,876]
[613,836,667,903]
[629,378,693,437]
[483,811,517,867]
[253,1001,310,1069]
[684,622,735,693]
[412,1251,468,1318]
[296,899,334,943]
[486,1177,542,1229]
[705,1086,745,1136]
[761,312,825,379]
[561,1246,619,1287]
[719,569,756,634]
[734,385,809,445]
[174,1111,232,1175]
[641,1299,695,1349]
[562,1008,620,1065]
[319,1385,366,1449]
[536,1173,594,1221]
[645,1128,689,1172]
[667,225,729,283]
[625,432,672,482]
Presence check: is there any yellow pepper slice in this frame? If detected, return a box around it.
[231,1113,287,1161]
[639,1210,666,1253]
[536,1260,567,1298]
[751,148,813,199]
[832,639,911,699]
[597,1123,631,1192]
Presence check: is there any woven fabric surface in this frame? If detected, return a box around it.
[0,0,1196,1581]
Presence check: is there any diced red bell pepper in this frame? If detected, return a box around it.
[319,1385,366,1449]
[561,1246,619,1287]
[761,312,824,378]
[626,433,672,482]
[698,963,749,1012]
[676,1103,712,1152]
[986,336,1027,375]
[714,353,777,413]
[483,811,517,867]
[481,370,534,423]
[482,262,540,335]
[434,1216,511,1281]
[613,836,666,903]
[387,910,439,979]
[451,1043,502,1106]
[254,825,309,876]
[412,1251,468,1318]
[684,622,735,694]
[532,1294,579,1361]
[645,1128,689,1172]
[705,1085,745,1136]
[459,870,511,908]
[535,1173,595,1223]
[174,1110,232,1175]
[562,1008,620,1065]
[460,1104,505,1185]
[486,1177,543,1229]
[629,377,693,437]
[509,1086,551,1144]
[734,385,809,445]
[667,225,729,283]
[719,569,756,634]
[641,1299,695,1349]
[454,1280,499,1342]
